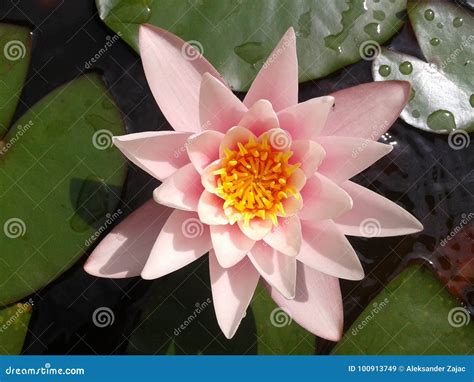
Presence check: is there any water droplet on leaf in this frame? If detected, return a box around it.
[424,9,435,21]
[399,61,413,75]
[427,110,456,131]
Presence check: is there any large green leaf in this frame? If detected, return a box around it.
[251,284,315,354]
[372,0,473,133]
[97,0,406,91]
[0,24,31,137]
[0,73,127,305]
[0,301,32,355]
[332,266,474,355]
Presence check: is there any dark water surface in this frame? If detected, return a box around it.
[0,0,472,354]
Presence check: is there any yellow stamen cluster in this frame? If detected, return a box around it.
[213,135,301,226]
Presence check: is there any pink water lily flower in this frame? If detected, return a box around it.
[85,25,423,341]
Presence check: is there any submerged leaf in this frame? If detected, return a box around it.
[0,301,33,355]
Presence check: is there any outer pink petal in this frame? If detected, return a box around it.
[290,140,326,177]
[263,215,302,257]
[299,173,353,221]
[84,199,172,278]
[139,25,223,133]
[199,73,248,133]
[322,81,411,140]
[219,126,256,157]
[197,191,228,225]
[238,100,279,137]
[210,224,255,268]
[248,241,296,299]
[269,262,343,341]
[187,130,224,174]
[238,218,273,241]
[113,132,191,181]
[277,96,334,139]
[153,163,203,211]
[297,219,364,280]
[244,28,298,112]
[316,136,393,184]
[334,181,423,237]
[141,210,212,279]
[209,252,260,339]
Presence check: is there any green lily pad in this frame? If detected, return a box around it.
[96,0,406,91]
[0,301,33,355]
[372,0,473,133]
[0,24,31,137]
[0,73,126,305]
[332,266,474,355]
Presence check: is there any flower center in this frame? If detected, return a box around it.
[213,135,300,226]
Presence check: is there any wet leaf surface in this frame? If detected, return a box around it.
[97,0,406,91]
[373,0,474,133]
